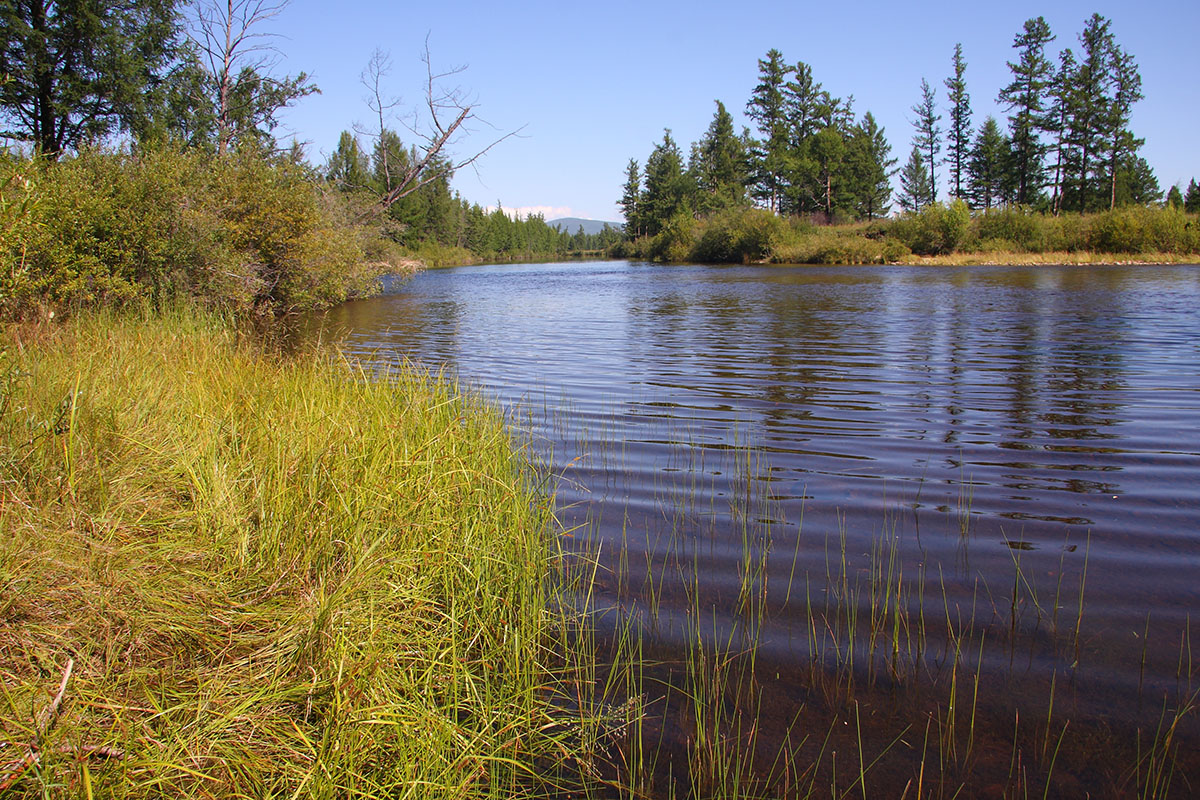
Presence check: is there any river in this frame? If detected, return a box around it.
[305,260,1200,796]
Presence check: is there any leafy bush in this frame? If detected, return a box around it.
[0,149,380,317]
[887,200,971,255]
[691,208,782,263]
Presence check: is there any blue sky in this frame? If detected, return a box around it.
[270,0,1198,222]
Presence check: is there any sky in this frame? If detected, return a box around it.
[268,0,1199,222]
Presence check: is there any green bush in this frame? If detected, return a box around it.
[691,208,782,263]
[887,200,971,255]
[648,210,697,262]
[973,207,1045,252]
[0,148,379,317]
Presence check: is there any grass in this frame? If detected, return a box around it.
[539,411,1200,798]
[0,311,596,798]
[3,311,1197,798]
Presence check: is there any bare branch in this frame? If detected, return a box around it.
[355,39,522,221]
[190,0,297,154]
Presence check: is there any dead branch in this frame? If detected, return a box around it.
[355,39,523,222]
[0,657,73,790]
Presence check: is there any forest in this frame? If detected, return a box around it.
[0,0,616,317]
[618,14,1200,263]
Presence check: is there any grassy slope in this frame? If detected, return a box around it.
[0,313,574,798]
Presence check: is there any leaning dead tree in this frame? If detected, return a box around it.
[355,41,521,220]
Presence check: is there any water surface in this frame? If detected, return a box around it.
[306,260,1200,793]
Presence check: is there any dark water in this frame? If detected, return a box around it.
[305,261,1200,795]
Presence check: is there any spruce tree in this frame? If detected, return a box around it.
[619,159,642,237]
[326,131,371,190]
[911,78,942,203]
[0,0,182,156]
[966,117,1008,210]
[998,17,1056,205]
[641,130,689,236]
[696,101,749,210]
[1185,179,1200,214]
[746,49,791,212]
[944,44,972,200]
[847,111,896,220]
[899,145,932,212]
[1167,185,1184,210]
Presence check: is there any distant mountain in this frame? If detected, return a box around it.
[548,217,623,235]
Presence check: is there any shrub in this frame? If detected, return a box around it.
[691,208,782,263]
[648,210,697,263]
[973,207,1045,252]
[887,200,971,255]
[0,148,379,317]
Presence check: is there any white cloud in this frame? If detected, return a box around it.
[482,204,574,221]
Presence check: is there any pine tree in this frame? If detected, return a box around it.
[998,17,1056,205]
[899,145,932,212]
[0,0,183,156]
[1061,13,1114,212]
[944,44,972,200]
[1106,43,1143,209]
[1185,179,1200,214]
[910,78,942,203]
[1046,48,1077,214]
[846,111,896,220]
[966,117,1009,210]
[746,49,791,212]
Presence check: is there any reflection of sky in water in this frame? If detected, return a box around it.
[308,261,1200,714]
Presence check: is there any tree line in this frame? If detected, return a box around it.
[0,0,618,316]
[620,58,896,238]
[621,13,1176,240]
[323,129,620,259]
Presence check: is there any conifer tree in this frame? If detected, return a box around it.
[967,117,1009,210]
[326,131,371,190]
[998,16,1056,205]
[847,111,896,220]
[1185,179,1200,214]
[1106,43,1143,209]
[1061,13,1113,211]
[944,44,972,200]
[1166,185,1184,210]
[910,78,942,204]
[619,158,642,237]
[0,0,182,156]
[899,145,932,212]
[641,130,689,236]
[695,100,749,210]
[1046,48,1077,214]
[746,49,791,212]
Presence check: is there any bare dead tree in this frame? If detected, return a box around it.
[356,49,404,194]
[193,0,315,154]
[354,39,522,220]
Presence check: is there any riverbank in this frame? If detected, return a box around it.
[616,204,1200,267]
[0,312,594,796]
[897,250,1198,266]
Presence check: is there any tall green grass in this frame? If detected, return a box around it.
[0,312,593,797]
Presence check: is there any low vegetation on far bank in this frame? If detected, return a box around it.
[614,203,1200,266]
